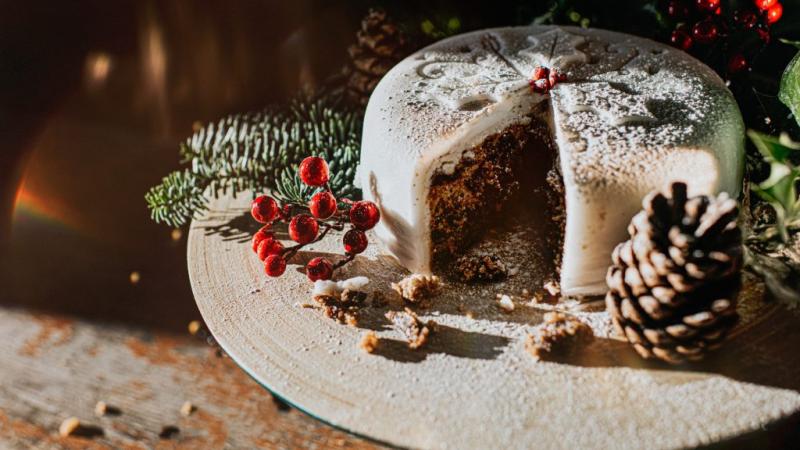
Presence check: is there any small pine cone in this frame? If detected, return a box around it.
[343,9,410,106]
[606,182,743,364]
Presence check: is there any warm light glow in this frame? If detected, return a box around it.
[85,52,112,88]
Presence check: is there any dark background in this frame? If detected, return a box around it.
[0,0,366,331]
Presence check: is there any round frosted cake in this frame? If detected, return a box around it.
[358,25,744,297]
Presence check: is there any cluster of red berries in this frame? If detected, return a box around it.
[667,0,784,74]
[250,156,380,281]
[529,66,567,94]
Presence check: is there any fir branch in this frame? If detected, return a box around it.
[145,95,363,226]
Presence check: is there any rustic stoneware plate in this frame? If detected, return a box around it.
[188,192,800,450]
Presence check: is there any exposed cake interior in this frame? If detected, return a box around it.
[427,104,565,282]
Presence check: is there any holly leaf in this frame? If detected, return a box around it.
[780,38,800,50]
[779,50,800,128]
[748,130,800,242]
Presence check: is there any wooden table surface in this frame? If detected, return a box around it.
[0,308,380,449]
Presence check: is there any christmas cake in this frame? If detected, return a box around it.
[358,25,744,297]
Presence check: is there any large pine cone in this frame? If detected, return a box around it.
[343,9,409,106]
[606,182,743,364]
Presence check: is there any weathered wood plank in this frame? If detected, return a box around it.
[0,310,380,449]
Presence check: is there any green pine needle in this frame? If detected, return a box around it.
[145,94,363,227]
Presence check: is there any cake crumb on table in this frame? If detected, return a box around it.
[180,401,195,416]
[360,331,380,353]
[543,280,560,297]
[392,274,441,303]
[526,312,593,361]
[385,308,437,350]
[59,417,81,437]
[94,401,107,417]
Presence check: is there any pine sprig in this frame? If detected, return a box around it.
[146,95,363,227]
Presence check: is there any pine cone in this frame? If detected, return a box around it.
[344,9,409,106]
[605,182,743,364]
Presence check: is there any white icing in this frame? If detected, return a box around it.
[359,25,744,297]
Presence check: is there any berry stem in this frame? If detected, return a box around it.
[333,253,356,271]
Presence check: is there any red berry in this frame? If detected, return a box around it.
[251,196,280,223]
[264,255,286,277]
[532,66,549,80]
[667,0,689,18]
[692,19,718,44]
[343,229,368,254]
[727,54,748,73]
[252,225,274,252]
[309,191,337,219]
[530,78,550,93]
[670,28,693,50]
[289,214,319,244]
[755,0,777,11]
[734,9,758,29]
[766,3,782,23]
[696,0,720,12]
[548,70,565,88]
[757,27,771,43]
[349,201,380,230]
[299,156,329,187]
[257,237,284,261]
[305,257,333,281]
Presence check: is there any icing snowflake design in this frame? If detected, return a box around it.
[413,28,661,127]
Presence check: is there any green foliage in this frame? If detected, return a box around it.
[145,95,363,227]
[748,130,800,242]
[779,49,800,129]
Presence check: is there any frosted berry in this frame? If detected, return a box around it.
[696,0,720,12]
[755,0,777,11]
[530,78,550,94]
[299,156,329,186]
[766,3,782,23]
[727,54,748,73]
[670,28,693,50]
[309,191,337,219]
[257,237,284,261]
[532,66,549,80]
[252,225,274,252]
[343,229,368,254]
[548,70,566,89]
[264,255,287,277]
[289,214,319,244]
[692,19,718,44]
[349,201,380,230]
[306,257,333,281]
[251,196,280,223]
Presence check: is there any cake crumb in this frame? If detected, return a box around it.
[526,312,593,361]
[180,401,195,416]
[497,294,515,312]
[386,308,437,350]
[314,289,367,326]
[360,331,380,353]
[456,254,507,282]
[543,280,560,297]
[391,274,441,303]
[94,402,107,417]
[59,417,81,437]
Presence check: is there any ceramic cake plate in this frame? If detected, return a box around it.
[188,192,800,450]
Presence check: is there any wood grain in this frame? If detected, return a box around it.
[188,192,800,450]
[0,310,380,449]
